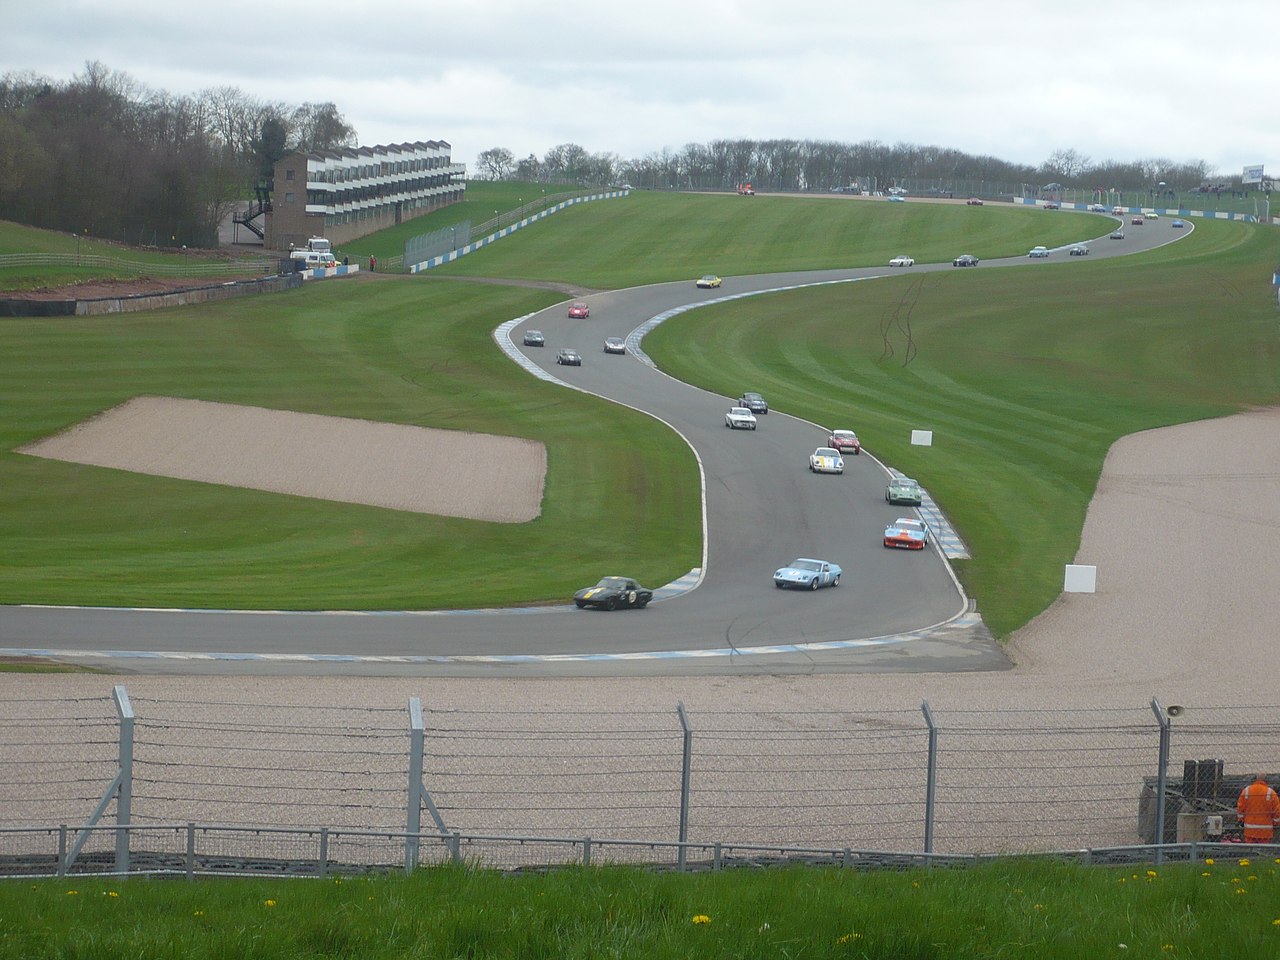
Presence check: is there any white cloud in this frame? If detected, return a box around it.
[4,0,1277,176]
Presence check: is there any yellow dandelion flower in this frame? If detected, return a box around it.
[836,933,863,944]
[1033,903,1045,911]
[65,890,77,896]
[912,881,920,888]
[1162,945,1174,952]
[1250,875,1259,881]
[105,891,119,898]
[1146,870,1158,877]
[692,915,711,925]
[1240,858,1252,867]
[1202,872,1212,877]
[1237,889,1248,895]
[1205,858,1215,865]
[1272,918,1280,926]
[194,910,204,917]
[264,899,277,908]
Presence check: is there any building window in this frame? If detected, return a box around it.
[286,169,295,180]
[285,192,295,203]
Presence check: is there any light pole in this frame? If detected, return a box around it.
[518,197,523,221]
[541,188,546,211]
[450,225,456,251]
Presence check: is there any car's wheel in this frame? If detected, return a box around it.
[575,600,586,609]
[775,581,784,589]
[605,597,617,611]
[751,424,756,430]
[636,598,649,609]
[832,574,841,586]
[809,578,819,591]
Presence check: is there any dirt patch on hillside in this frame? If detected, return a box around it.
[19,396,546,523]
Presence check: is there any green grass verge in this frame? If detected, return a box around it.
[645,217,1280,634]
[0,278,699,609]
[3,859,1277,959]
[429,190,1115,288]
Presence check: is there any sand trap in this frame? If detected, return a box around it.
[19,396,546,523]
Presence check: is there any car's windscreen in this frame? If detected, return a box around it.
[791,560,820,572]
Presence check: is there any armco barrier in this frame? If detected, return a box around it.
[408,189,630,273]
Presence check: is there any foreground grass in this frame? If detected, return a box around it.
[3,859,1277,959]
[645,217,1280,635]
[0,277,700,608]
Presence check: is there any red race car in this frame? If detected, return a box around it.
[828,429,861,455]
[568,302,590,319]
[884,518,930,550]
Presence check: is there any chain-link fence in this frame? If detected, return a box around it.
[0,690,1272,875]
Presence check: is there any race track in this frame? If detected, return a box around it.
[0,208,1190,675]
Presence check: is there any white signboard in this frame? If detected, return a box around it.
[1064,564,1097,593]
[910,430,933,446]
[1242,164,1265,185]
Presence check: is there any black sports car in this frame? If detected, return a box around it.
[574,576,653,610]
[738,392,769,414]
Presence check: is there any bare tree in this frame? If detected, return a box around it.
[476,147,515,180]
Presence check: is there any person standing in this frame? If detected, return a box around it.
[369,255,376,273]
[1237,773,1280,843]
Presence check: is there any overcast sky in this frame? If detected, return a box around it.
[5,0,1276,178]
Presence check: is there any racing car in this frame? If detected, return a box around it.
[809,447,844,474]
[573,576,653,610]
[773,558,842,590]
[885,476,923,506]
[884,517,930,550]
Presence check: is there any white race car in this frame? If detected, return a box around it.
[809,447,844,474]
[888,255,915,267]
[774,558,842,590]
[725,406,757,430]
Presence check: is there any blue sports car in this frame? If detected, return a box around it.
[773,558,842,590]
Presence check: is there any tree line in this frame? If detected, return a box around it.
[0,62,356,248]
[477,141,1221,198]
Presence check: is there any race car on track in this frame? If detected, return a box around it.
[1146,211,1159,219]
[568,302,590,318]
[696,275,722,288]
[966,197,984,206]
[885,476,923,506]
[603,337,626,354]
[1172,219,1185,228]
[1089,203,1108,212]
[1027,245,1050,258]
[573,576,652,610]
[774,558,842,590]
[809,447,844,474]
[556,348,582,366]
[738,392,769,415]
[884,517,930,550]
[1131,216,1144,226]
[1110,229,1125,240]
[828,429,861,454]
[1069,244,1089,256]
[952,254,979,267]
[523,329,545,346]
[887,195,905,203]
[889,254,915,267]
[725,406,757,430]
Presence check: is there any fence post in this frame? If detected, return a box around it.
[113,685,134,875]
[186,824,195,881]
[1150,698,1171,865]
[676,702,692,870]
[583,836,591,867]
[57,825,67,878]
[921,700,939,854]
[406,698,424,874]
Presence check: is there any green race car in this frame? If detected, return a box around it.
[885,477,923,506]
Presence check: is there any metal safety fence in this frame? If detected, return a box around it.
[0,689,1271,876]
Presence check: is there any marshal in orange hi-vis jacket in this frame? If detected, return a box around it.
[1237,774,1280,842]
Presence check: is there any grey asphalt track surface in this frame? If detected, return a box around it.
[0,208,1190,675]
